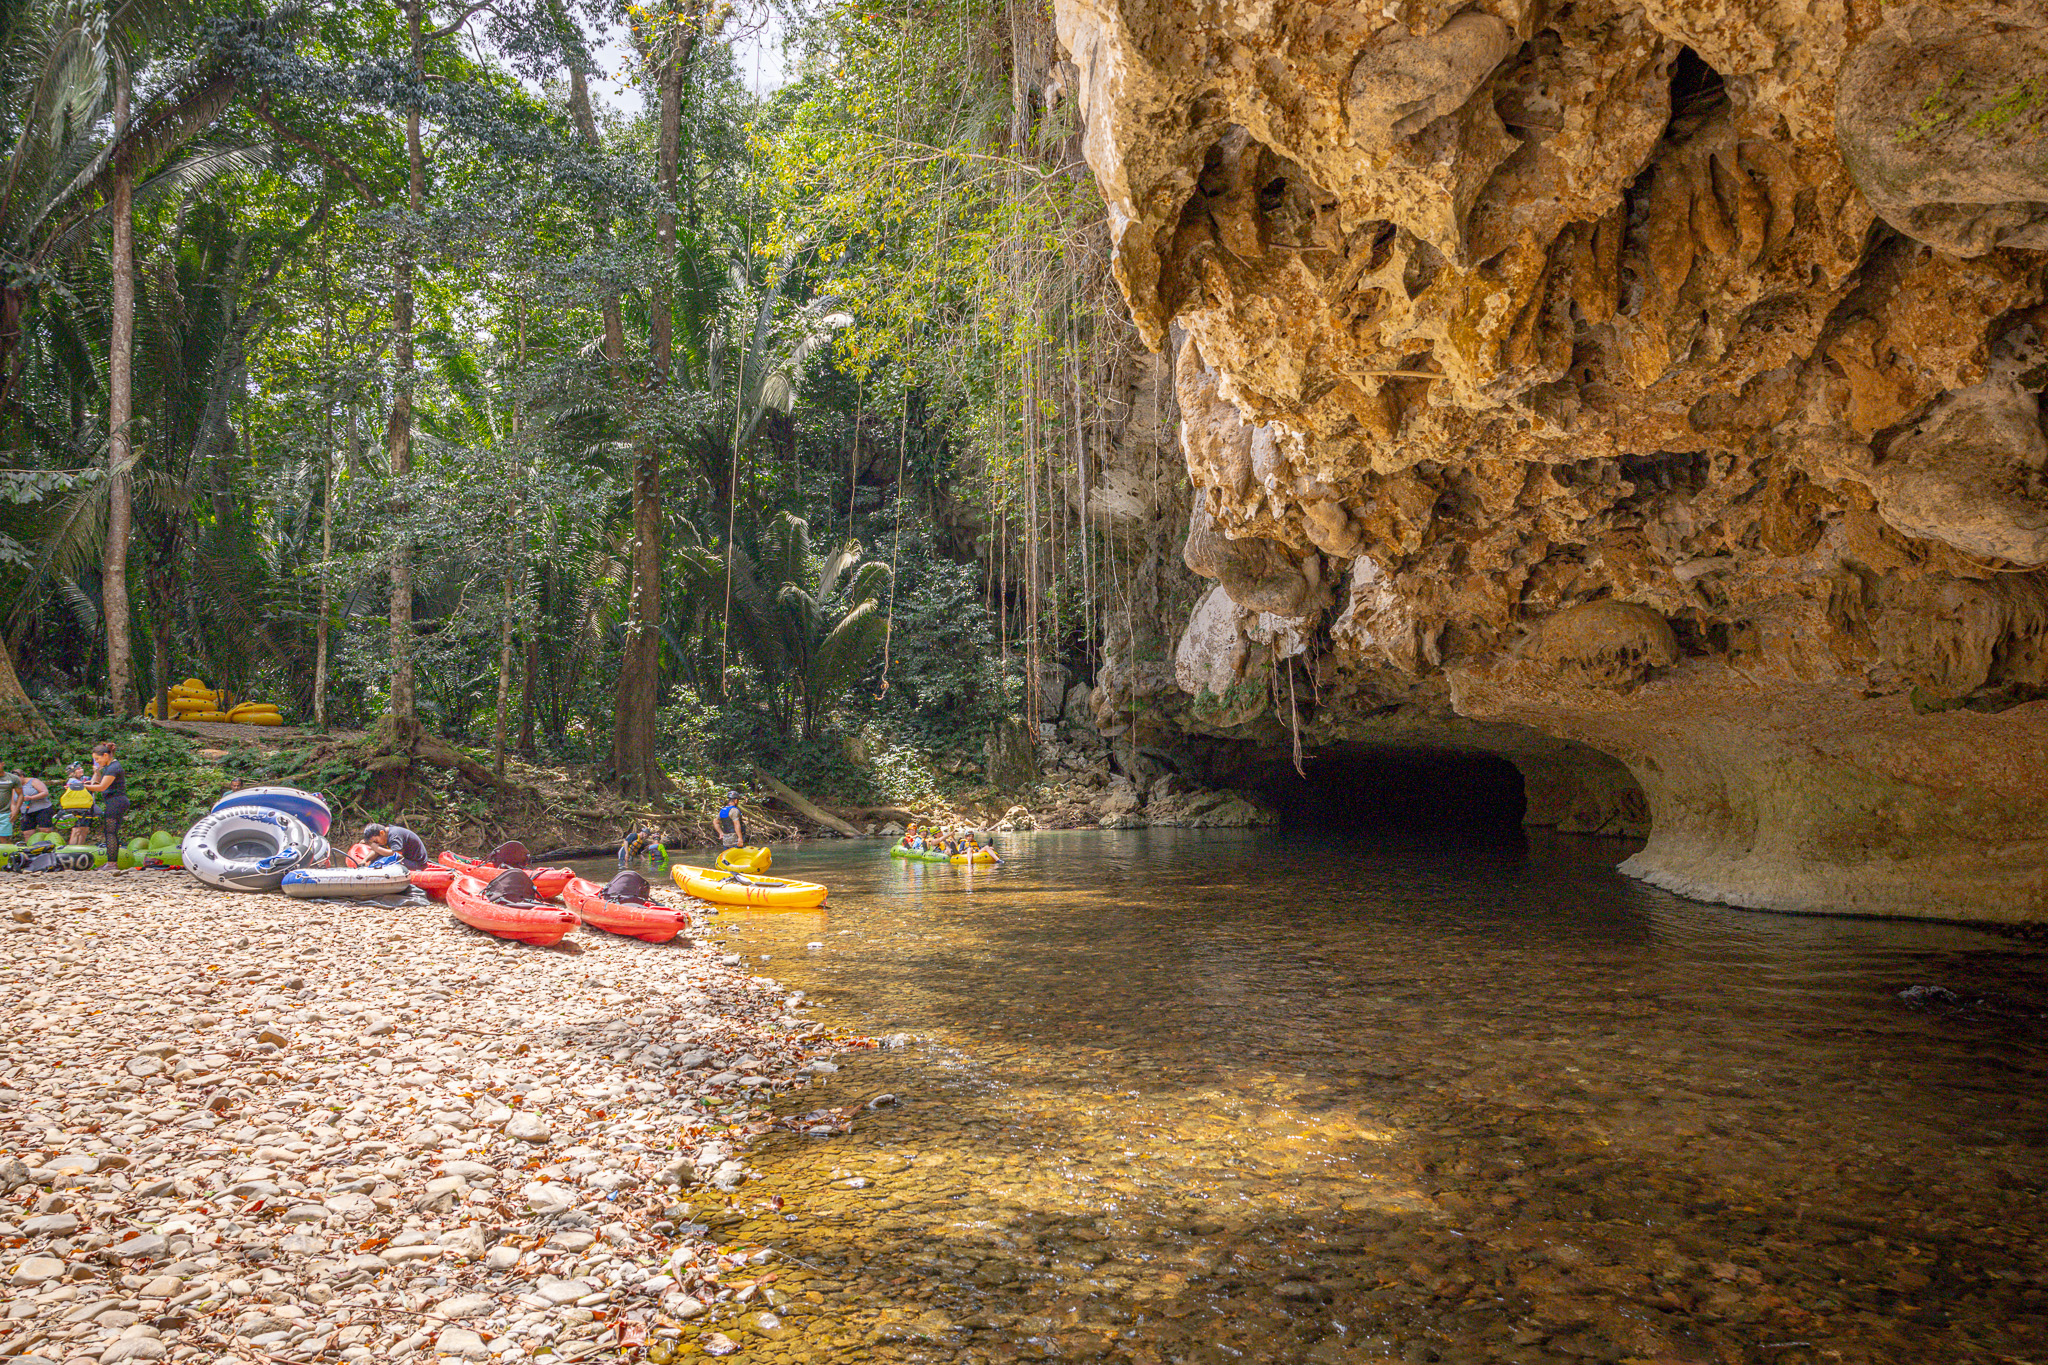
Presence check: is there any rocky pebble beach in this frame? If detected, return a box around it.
[0,871,858,1363]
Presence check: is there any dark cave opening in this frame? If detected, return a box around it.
[1257,746,1529,841]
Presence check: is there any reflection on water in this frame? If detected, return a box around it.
[639,830,2048,1364]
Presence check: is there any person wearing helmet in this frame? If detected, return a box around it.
[714,793,747,850]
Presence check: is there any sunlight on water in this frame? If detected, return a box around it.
[591,830,2047,1365]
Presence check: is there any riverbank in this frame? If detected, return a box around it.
[0,873,863,1362]
[29,716,1274,860]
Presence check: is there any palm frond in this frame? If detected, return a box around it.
[760,510,810,594]
[846,559,892,609]
[4,459,108,633]
[55,574,99,638]
[807,597,887,714]
[816,536,860,601]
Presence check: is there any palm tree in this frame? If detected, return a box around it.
[696,510,890,739]
[0,0,260,726]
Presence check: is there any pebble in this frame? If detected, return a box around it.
[504,1111,552,1143]
[434,1326,488,1357]
[0,871,855,1364]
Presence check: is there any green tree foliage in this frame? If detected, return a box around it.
[0,0,1148,807]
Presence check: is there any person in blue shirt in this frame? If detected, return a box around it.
[714,793,747,850]
[361,823,429,870]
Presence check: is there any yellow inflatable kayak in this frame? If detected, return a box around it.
[716,845,772,872]
[672,864,827,909]
[951,849,998,865]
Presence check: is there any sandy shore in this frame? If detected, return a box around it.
[0,871,856,1362]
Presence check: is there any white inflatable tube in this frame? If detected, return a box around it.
[182,809,320,892]
[211,785,332,836]
[281,864,413,899]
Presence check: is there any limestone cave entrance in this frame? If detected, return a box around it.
[1258,745,1529,840]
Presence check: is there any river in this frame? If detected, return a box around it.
[613,829,2047,1365]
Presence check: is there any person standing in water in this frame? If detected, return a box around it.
[714,793,748,850]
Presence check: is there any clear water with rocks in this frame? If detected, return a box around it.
[637,829,2047,1365]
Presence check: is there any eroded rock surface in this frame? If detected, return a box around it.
[1055,0,2048,919]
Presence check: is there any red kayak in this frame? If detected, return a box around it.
[447,874,579,946]
[438,852,573,899]
[411,867,456,901]
[561,876,691,943]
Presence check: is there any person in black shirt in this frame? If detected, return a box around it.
[362,823,430,870]
[83,741,129,866]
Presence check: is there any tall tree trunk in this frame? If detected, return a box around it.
[565,66,628,378]
[316,445,333,727]
[383,4,426,741]
[606,36,682,799]
[152,613,170,726]
[103,63,136,715]
[0,642,49,738]
[493,304,527,777]
[493,568,514,774]
[520,636,537,755]
[315,241,334,729]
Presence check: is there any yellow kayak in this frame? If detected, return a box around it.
[672,864,827,909]
[716,845,772,872]
[950,849,998,865]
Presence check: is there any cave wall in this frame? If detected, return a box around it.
[1053,0,2048,920]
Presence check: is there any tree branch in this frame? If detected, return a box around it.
[427,0,502,40]
[252,95,383,207]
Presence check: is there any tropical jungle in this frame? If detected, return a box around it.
[0,0,1181,846]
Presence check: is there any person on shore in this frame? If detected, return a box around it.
[6,767,51,836]
[362,822,429,871]
[81,742,129,866]
[714,793,747,850]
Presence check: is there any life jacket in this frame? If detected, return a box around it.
[59,787,94,811]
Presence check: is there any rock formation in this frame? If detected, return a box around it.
[1053,0,2048,920]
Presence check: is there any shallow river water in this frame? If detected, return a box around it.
[628,829,2047,1365]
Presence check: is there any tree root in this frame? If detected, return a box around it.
[356,716,533,814]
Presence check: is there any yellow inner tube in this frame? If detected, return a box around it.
[950,848,998,864]
[672,863,826,909]
[716,845,772,872]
